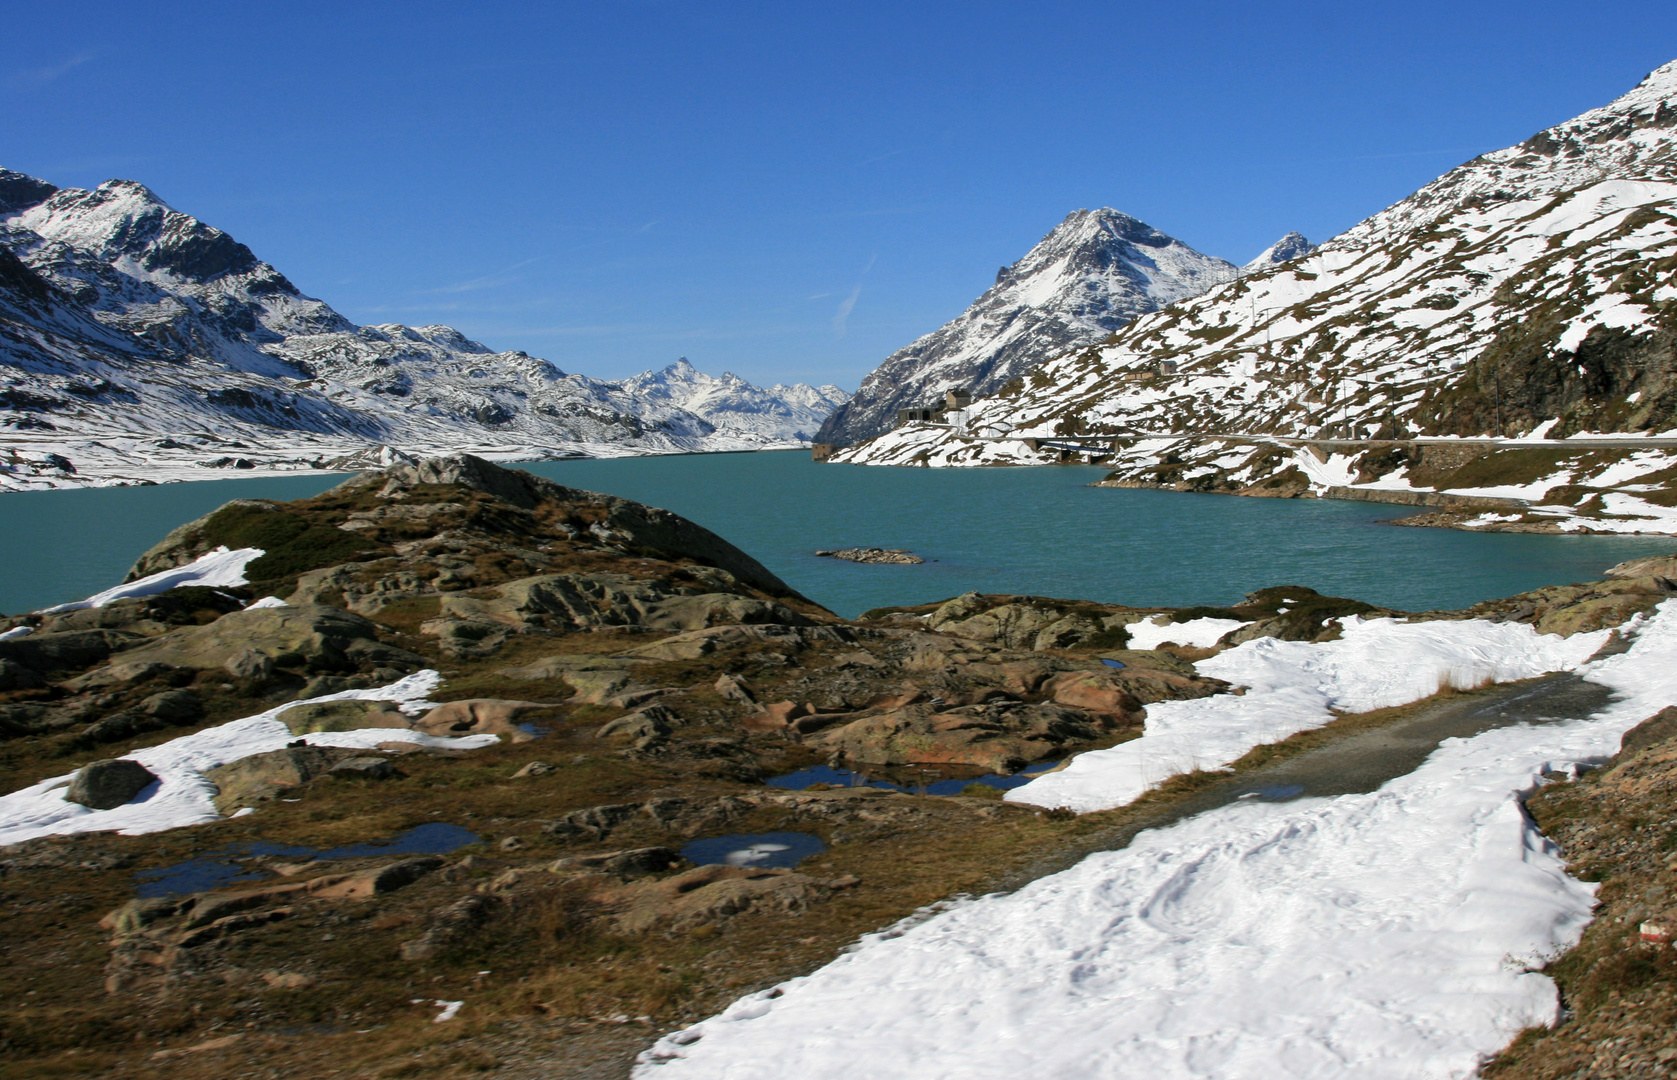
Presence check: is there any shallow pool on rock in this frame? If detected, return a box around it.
[680,832,827,869]
[134,822,480,897]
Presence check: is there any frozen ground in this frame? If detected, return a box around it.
[637,604,1677,1079]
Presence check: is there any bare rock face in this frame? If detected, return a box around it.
[66,758,157,809]
[1605,554,1677,582]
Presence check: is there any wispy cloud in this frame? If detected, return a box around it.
[806,292,832,300]
[429,256,544,294]
[854,149,904,168]
[12,53,93,88]
[832,255,877,339]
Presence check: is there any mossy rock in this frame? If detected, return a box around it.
[276,699,412,735]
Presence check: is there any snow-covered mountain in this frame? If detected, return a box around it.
[0,171,847,489]
[835,59,1677,532]
[815,209,1242,446]
[1242,231,1315,273]
[621,358,849,443]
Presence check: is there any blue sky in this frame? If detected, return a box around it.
[5,2,1674,388]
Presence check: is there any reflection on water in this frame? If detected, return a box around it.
[681,831,827,869]
[134,822,480,897]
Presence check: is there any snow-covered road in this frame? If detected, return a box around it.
[637,604,1677,1079]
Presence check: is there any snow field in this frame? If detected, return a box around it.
[0,670,499,846]
[637,603,1677,1080]
[1011,615,1608,814]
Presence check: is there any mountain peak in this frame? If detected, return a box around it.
[1243,232,1315,273]
[817,207,1238,445]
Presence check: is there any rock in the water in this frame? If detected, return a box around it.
[66,758,157,810]
[815,547,925,565]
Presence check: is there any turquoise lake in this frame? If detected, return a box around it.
[3,451,1674,619]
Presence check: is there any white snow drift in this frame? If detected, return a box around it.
[38,545,264,613]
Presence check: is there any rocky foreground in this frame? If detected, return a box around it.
[1,456,1674,1078]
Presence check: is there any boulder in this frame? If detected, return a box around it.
[0,628,145,674]
[66,758,157,810]
[0,657,45,691]
[276,699,412,735]
[550,846,683,880]
[741,700,809,732]
[106,605,398,676]
[327,756,403,780]
[1621,706,1677,757]
[597,864,831,934]
[1039,671,1144,717]
[411,699,556,742]
[807,700,1132,773]
[714,673,757,705]
[596,704,678,741]
[140,689,204,723]
[206,746,363,811]
[512,760,557,778]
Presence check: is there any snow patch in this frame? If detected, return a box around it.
[38,546,264,613]
[0,670,496,846]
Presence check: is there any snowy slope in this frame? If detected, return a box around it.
[815,209,1240,446]
[836,60,1677,503]
[0,171,846,489]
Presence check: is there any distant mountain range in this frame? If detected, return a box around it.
[836,59,1677,507]
[816,208,1310,446]
[0,172,848,488]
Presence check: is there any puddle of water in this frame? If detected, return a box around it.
[681,832,827,869]
[767,763,1060,796]
[134,822,480,897]
[1100,658,1127,669]
[516,723,552,736]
